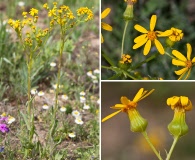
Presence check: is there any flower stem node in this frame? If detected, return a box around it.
[128,109,148,132]
[167,96,192,137]
[123,5,134,21]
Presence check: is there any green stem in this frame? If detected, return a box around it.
[165,51,175,59]
[121,21,129,58]
[142,131,163,160]
[54,30,65,118]
[166,136,179,160]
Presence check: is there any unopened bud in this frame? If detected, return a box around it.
[123,5,134,21]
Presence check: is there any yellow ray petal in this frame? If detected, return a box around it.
[172,50,187,61]
[192,57,195,63]
[133,88,144,102]
[172,59,186,66]
[101,110,122,122]
[133,38,148,49]
[154,39,164,54]
[134,24,148,33]
[111,104,125,109]
[157,30,172,37]
[101,22,113,31]
[143,40,151,55]
[101,8,111,19]
[150,15,157,31]
[121,96,129,105]
[134,34,147,43]
[101,34,104,43]
[187,43,192,60]
[171,96,180,105]
[175,67,188,75]
[180,96,189,106]
[138,89,155,102]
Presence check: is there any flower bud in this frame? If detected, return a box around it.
[128,109,148,132]
[168,110,188,137]
[123,5,134,21]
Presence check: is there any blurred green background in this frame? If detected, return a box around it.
[101,0,195,80]
[102,82,195,160]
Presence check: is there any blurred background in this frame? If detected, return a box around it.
[101,0,195,80]
[101,82,195,160]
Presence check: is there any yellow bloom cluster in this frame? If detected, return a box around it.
[8,8,49,47]
[120,54,132,64]
[77,7,94,21]
[43,2,93,29]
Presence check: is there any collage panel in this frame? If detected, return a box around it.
[101,82,195,160]
[101,0,195,80]
[0,0,99,159]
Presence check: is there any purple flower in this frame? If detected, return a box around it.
[0,117,8,122]
[0,146,4,152]
[0,124,9,133]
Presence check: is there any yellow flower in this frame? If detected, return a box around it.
[102,88,154,132]
[102,88,154,122]
[167,96,192,137]
[101,8,113,43]
[29,8,38,17]
[172,43,195,80]
[124,0,137,3]
[133,15,165,55]
[159,27,183,42]
[119,54,132,64]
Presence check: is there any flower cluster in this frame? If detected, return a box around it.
[0,113,15,133]
[43,2,93,30]
[8,8,49,48]
[120,54,132,64]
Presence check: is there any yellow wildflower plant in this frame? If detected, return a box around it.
[167,96,192,137]
[172,43,195,80]
[102,88,154,132]
[101,8,113,43]
[133,15,165,55]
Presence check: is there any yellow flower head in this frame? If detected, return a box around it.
[167,96,192,137]
[101,8,113,43]
[29,8,38,16]
[159,27,183,42]
[133,15,165,55]
[172,43,195,80]
[120,54,132,64]
[167,96,192,112]
[102,88,154,122]
[77,7,93,21]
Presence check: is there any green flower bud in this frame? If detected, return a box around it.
[128,109,148,132]
[123,5,134,21]
[165,38,175,47]
[168,110,188,137]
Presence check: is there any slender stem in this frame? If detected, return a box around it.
[54,30,65,118]
[27,51,33,116]
[165,51,175,59]
[142,131,163,160]
[166,136,179,160]
[121,21,129,58]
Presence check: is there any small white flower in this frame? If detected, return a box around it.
[83,104,90,110]
[42,104,49,110]
[75,118,84,125]
[79,91,86,96]
[97,98,100,105]
[60,106,66,112]
[18,1,25,7]
[7,116,15,124]
[72,110,80,117]
[62,94,68,101]
[50,62,56,67]
[38,91,45,96]
[93,69,100,74]
[87,71,93,77]
[53,84,63,89]
[31,88,37,95]
[93,79,98,84]
[68,132,76,138]
[80,96,86,103]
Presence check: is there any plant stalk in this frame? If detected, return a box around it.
[166,136,179,160]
